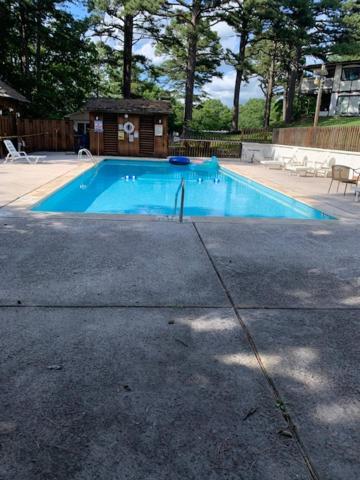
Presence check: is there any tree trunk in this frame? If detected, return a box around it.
[284,67,297,124]
[35,1,41,85]
[231,33,247,132]
[18,3,29,76]
[183,4,200,135]
[284,46,301,124]
[122,14,133,99]
[282,86,287,122]
[263,51,275,128]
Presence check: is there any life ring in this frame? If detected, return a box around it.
[169,156,191,165]
[124,121,135,134]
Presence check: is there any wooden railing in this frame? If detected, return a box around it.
[273,126,360,152]
[184,128,273,142]
[169,139,242,158]
[170,129,272,158]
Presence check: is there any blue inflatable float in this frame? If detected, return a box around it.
[169,156,191,165]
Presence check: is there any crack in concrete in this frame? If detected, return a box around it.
[191,221,321,480]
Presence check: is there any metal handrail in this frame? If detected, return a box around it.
[174,178,185,223]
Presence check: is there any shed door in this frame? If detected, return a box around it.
[103,114,118,155]
[139,116,154,156]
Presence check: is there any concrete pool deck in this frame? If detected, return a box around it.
[0,154,359,479]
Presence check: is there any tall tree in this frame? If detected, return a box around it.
[251,40,282,127]
[222,0,267,131]
[88,0,161,98]
[156,0,223,133]
[274,0,342,123]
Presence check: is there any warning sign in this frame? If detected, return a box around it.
[94,120,103,133]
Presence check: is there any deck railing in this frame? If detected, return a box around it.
[169,139,242,158]
[169,129,272,158]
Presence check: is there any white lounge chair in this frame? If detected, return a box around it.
[287,156,336,177]
[313,157,336,177]
[3,139,46,164]
[260,149,299,170]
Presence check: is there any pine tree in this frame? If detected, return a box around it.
[221,0,269,132]
[88,0,161,98]
[156,0,223,134]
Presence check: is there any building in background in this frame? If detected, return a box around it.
[301,61,360,117]
[0,80,29,116]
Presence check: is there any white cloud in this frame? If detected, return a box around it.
[204,70,264,106]
[134,41,166,66]
[212,21,237,51]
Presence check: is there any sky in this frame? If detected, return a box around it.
[66,1,264,106]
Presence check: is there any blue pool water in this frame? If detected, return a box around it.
[32,159,333,219]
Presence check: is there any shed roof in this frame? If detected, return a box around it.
[84,97,171,114]
[0,80,29,103]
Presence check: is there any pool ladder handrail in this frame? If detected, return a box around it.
[174,178,185,223]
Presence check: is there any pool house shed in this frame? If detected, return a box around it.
[0,80,29,115]
[82,98,171,157]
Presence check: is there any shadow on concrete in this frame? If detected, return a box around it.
[240,309,360,480]
[0,213,229,307]
[0,307,309,480]
[196,220,360,308]
[0,210,359,479]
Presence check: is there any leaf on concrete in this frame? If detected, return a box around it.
[278,429,293,438]
[0,422,17,434]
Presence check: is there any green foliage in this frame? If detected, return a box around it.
[271,95,317,123]
[88,0,163,97]
[222,0,268,78]
[190,99,232,131]
[237,98,287,128]
[156,17,222,96]
[168,100,184,133]
[0,0,98,118]
[329,0,360,60]
[94,41,165,98]
[238,99,266,128]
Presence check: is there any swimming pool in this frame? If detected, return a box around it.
[32,159,334,220]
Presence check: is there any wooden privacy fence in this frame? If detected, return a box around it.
[0,116,16,136]
[273,126,360,153]
[0,118,74,157]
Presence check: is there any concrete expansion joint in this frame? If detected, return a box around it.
[191,221,321,480]
[0,304,232,309]
[1,304,359,312]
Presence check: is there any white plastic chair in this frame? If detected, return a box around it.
[3,139,46,164]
